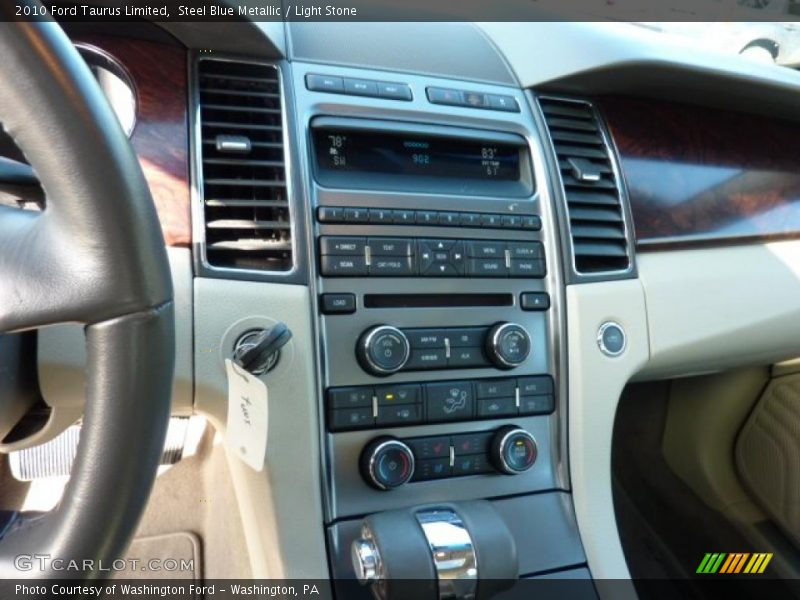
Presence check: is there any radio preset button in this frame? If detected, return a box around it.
[317,206,345,223]
[521,215,542,230]
[480,214,503,228]
[438,212,459,226]
[459,213,481,227]
[415,210,438,225]
[390,209,415,224]
[343,207,369,222]
[369,208,393,224]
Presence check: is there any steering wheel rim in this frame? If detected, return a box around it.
[0,5,174,579]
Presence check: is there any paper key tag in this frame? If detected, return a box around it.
[225,359,268,471]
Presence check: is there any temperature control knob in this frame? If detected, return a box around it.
[486,322,531,369]
[357,325,410,376]
[490,426,537,474]
[360,437,415,490]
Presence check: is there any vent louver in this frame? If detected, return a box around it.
[539,97,631,275]
[198,59,291,272]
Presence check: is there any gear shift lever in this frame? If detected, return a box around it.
[351,501,517,600]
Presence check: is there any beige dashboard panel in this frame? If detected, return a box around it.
[567,279,648,596]
[637,241,800,380]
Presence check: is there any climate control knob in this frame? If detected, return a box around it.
[485,322,531,369]
[490,426,537,474]
[357,325,410,376]
[360,437,415,490]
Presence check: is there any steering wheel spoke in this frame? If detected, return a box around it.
[0,4,175,578]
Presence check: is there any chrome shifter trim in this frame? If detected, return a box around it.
[416,509,478,600]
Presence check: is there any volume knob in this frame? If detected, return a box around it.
[486,322,531,369]
[357,325,410,376]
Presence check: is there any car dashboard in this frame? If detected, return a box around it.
[20,17,800,596]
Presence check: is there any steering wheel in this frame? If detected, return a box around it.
[0,6,175,578]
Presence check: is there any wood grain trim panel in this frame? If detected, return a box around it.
[76,36,191,247]
[597,96,800,250]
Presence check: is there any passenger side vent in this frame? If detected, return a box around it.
[539,97,631,275]
[197,59,291,272]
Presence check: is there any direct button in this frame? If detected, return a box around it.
[321,293,356,314]
[320,236,366,255]
[508,242,544,259]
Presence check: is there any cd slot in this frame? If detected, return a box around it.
[364,293,513,309]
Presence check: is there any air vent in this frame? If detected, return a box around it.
[539,97,631,275]
[198,59,291,272]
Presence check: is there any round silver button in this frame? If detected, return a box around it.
[597,322,626,357]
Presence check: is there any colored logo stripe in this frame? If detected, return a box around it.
[697,552,773,574]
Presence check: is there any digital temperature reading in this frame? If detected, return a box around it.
[314,129,521,181]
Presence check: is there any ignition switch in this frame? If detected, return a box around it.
[232,322,292,376]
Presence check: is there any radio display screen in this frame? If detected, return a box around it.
[313,129,521,181]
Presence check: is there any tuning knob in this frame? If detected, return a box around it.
[357,325,410,376]
[485,322,531,369]
[360,437,415,490]
[490,426,537,474]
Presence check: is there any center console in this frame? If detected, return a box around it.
[294,63,588,596]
